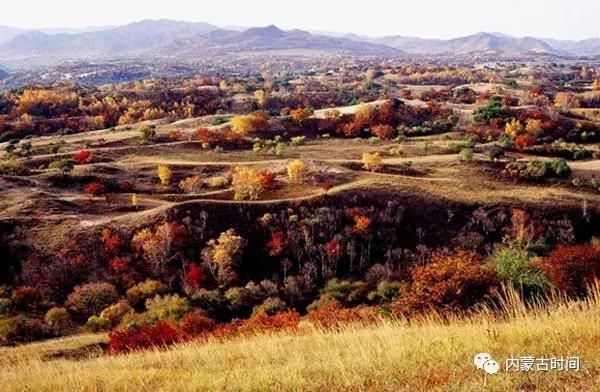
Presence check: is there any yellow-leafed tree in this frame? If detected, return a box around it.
[157,165,172,186]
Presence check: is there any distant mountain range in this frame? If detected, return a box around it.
[0,19,599,68]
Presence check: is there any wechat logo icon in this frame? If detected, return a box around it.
[474,352,500,375]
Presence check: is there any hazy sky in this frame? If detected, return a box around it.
[2,0,599,39]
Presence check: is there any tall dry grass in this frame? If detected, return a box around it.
[0,285,598,392]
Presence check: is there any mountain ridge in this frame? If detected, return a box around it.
[1,20,600,66]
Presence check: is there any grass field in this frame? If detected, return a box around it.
[1,288,598,392]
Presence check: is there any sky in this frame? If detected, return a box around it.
[1,0,599,40]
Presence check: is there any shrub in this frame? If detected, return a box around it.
[540,244,600,297]
[491,247,549,297]
[0,298,12,315]
[99,301,134,327]
[225,287,253,315]
[126,280,169,309]
[157,165,172,186]
[145,294,190,322]
[238,310,300,334]
[190,289,226,317]
[474,96,503,122]
[108,321,186,354]
[65,282,119,319]
[206,175,229,189]
[370,124,395,140]
[232,166,264,200]
[44,307,73,336]
[287,159,308,183]
[178,311,216,336]
[367,281,402,302]
[12,286,42,311]
[252,297,287,316]
[0,316,50,346]
[84,182,106,196]
[48,159,75,175]
[179,176,203,194]
[73,150,92,164]
[307,300,380,329]
[0,159,29,176]
[317,279,369,307]
[85,315,111,332]
[361,152,382,171]
[391,251,497,316]
[183,264,206,290]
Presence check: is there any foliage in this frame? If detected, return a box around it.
[391,251,497,315]
[144,294,190,322]
[361,152,382,172]
[308,299,380,329]
[99,301,134,327]
[157,165,172,186]
[491,246,549,296]
[474,96,503,122]
[48,159,75,175]
[65,282,119,320]
[178,311,216,336]
[126,280,169,309]
[0,316,50,346]
[231,111,269,134]
[108,320,185,354]
[72,150,92,164]
[85,315,111,332]
[252,297,288,316]
[287,159,308,183]
[44,307,73,336]
[232,166,264,200]
[370,124,395,140]
[540,244,600,297]
[131,222,186,276]
[179,176,203,194]
[202,229,246,287]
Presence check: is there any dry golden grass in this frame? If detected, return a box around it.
[0,287,599,392]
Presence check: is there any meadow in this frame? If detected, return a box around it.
[1,286,598,392]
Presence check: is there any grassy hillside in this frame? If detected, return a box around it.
[1,288,598,392]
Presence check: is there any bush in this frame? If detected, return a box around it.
[238,310,300,335]
[65,282,119,319]
[12,286,42,311]
[0,298,12,315]
[85,315,111,332]
[44,307,73,336]
[541,244,600,297]
[252,297,287,316]
[224,287,252,316]
[391,251,497,316]
[108,321,186,354]
[367,281,401,302]
[126,280,169,309]
[145,294,190,322]
[99,301,134,327]
[370,124,395,140]
[0,316,50,346]
[307,300,380,329]
[361,152,382,171]
[190,289,226,318]
[316,279,369,307]
[491,247,549,297]
[178,311,216,336]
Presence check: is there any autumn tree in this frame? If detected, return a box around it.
[525,119,543,135]
[231,111,270,135]
[554,92,579,112]
[202,229,246,287]
[179,176,203,194]
[290,107,312,124]
[232,166,264,200]
[157,165,172,186]
[361,152,382,172]
[131,222,186,276]
[504,119,522,138]
[287,159,308,183]
[370,124,395,140]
